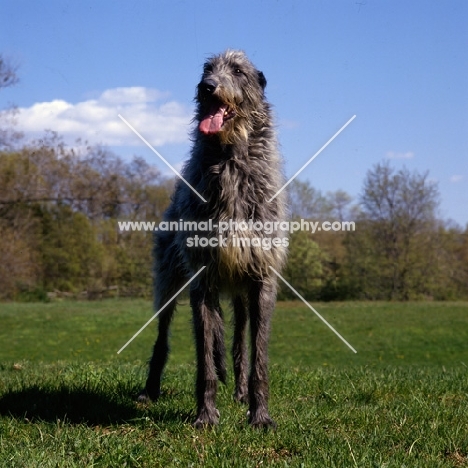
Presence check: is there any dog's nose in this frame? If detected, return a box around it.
[201,79,217,94]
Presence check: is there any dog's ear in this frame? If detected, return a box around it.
[258,71,267,90]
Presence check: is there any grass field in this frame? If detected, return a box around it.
[0,299,467,467]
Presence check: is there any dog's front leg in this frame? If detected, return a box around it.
[191,284,222,428]
[248,281,277,429]
[232,294,249,403]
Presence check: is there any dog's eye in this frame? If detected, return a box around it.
[235,68,242,74]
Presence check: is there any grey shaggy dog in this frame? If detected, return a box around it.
[138,50,288,428]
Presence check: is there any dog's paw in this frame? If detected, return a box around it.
[248,411,277,430]
[193,408,220,429]
[234,389,249,404]
[136,388,159,404]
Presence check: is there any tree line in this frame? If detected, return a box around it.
[285,166,468,301]
[1,57,467,301]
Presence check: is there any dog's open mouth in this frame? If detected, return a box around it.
[199,101,235,135]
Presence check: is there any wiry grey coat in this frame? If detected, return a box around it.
[139,50,288,428]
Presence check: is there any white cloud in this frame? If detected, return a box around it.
[386,150,414,159]
[99,87,168,104]
[450,175,464,183]
[4,87,193,147]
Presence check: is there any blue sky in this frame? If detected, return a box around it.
[1,0,467,225]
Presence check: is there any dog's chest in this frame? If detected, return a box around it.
[215,157,266,220]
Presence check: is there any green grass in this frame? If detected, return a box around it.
[1,300,467,467]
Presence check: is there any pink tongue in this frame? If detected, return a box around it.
[199,104,227,134]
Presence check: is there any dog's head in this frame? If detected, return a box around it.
[196,50,267,141]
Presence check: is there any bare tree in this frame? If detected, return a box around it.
[348,161,440,299]
[0,57,18,89]
[326,189,357,222]
[0,55,22,148]
[289,179,329,220]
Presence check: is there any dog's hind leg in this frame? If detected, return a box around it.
[138,301,176,402]
[138,234,184,403]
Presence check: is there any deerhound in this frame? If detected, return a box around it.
[139,50,288,428]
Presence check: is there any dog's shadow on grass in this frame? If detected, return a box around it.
[0,386,192,426]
